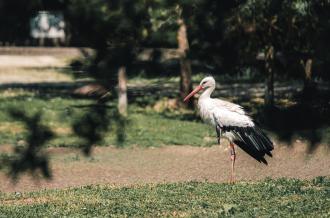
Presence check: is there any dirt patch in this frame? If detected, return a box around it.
[0,142,329,193]
[0,54,73,84]
[0,55,65,68]
[0,47,93,58]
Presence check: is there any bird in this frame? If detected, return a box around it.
[183,76,274,183]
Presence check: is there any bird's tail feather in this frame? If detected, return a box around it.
[231,127,274,164]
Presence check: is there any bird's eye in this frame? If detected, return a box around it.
[202,81,207,85]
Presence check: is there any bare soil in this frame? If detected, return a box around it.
[1,142,329,193]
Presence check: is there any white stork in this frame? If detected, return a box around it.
[184,76,274,183]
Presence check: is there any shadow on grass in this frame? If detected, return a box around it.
[0,81,87,94]
[252,92,330,152]
[71,102,129,149]
[72,102,111,155]
[0,101,128,180]
[2,109,54,182]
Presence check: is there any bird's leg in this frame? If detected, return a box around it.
[229,142,236,184]
[216,125,221,144]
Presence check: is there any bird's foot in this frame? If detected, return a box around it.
[217,137,221,145]
[228,177,236,184]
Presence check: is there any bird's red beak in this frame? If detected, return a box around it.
[183,85,203,102]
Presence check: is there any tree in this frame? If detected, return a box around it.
[226,0,330,106]
[176,5,193,108]
[147,1,193,107]
[188,1,243,72]
[118,66,128,116]
[226,0,287,107]
[67,0,150,113]
[279,0,330,97]
[148,0,238,108]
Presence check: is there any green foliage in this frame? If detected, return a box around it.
[187,0,243,71]
[66,0,152,87]
[67,0,150,48]
[0,178,329,217]
[226,0,330,79]
[228,0,284,57]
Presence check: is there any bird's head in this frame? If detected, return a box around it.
[200,76,216,89]
[184,76,215,102]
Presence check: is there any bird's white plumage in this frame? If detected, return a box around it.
[213,99,246,115]
[197,77,254,129]
[198,98,254,128]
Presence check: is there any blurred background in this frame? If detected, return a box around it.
[0,0,329,180]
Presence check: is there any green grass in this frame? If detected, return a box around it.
[0,177,329,217]
[120,111,214,147]
[0,90,214,147]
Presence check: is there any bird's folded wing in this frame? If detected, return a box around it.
[212,106,254,128]
[213,99,246,115]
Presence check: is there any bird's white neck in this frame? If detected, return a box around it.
[199,86,215,100]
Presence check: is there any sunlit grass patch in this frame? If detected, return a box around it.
[0,89,37,98]
[122,111,214,146]
[0,122,24,134]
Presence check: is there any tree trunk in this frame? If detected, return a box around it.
[118,66,127,116]
[177,18,193,108]
[301,58,314,92]
[264,45,275,107]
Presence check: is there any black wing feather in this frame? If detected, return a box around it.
[224,126,274,164]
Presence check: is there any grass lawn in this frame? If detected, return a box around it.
[0,89,215,148]
[0,177,329,217]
